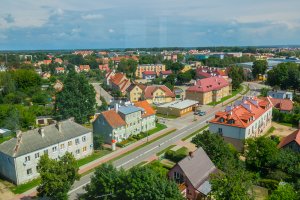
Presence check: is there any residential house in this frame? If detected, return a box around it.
[54,58,63,64]
[135,64,166,78]
[73,50,93,57]
[157,100,198,117]
[0,119,93,185]
[209,96,273,150]
[267,90,293,100]
[160,70,172,79]
[196,66,228,80]
[53,80,64,92]
[278,129,300,153]
[185,76,231,105]
[99,64,110,72]
[105,70,116,85]
[43,60,52,65]
[110,73,131,95]
[93,102,156,149]
[55,67,65,74]
[181,65,192,73]
[268,97,293,113]
[78,65,90,72]
[127,84,175,104]
[42,72,51,79]
[168,148,218,200]
[142,71,157,80]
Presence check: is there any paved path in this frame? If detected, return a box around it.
[91,83,113,106]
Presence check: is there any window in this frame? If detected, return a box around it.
[75,138,80,145]
[68,141,72,147]
[44,149,48,155]
[82,136,86,142]
[52,146,57,152]
[83,146,87,152]
[35,153,40,159]
[25,156,30,162]
[27,168,32,175]
[218,128,223,134]
[76,149,80,154]
[60,144,65,149]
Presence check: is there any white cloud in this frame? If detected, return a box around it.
[108,29,115,33]
[81,14,104,20]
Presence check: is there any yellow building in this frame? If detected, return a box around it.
[135,64,166,78]
[156,100,198,117]
[181,64,192,73]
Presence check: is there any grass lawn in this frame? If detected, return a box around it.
[11,178,40,194]
[175,146,188,155]
[76,150,111,167]
[208,86,244,106]
[148,123,167,135]
[277,122,294,127]
[181,125,209,141]
[265,126,276,136]
[156,145,176,156]
[156,113,178,119]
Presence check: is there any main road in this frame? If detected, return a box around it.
[68,82,265,199]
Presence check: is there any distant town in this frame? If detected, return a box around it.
[0,46,299,200]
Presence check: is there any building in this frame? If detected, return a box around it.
[0,119,93,185]
[142,71,156,80]
[78,65,91,72]
[127,84,175,104]
[135,64,166,78]
[55,67,65,74]
[54,58,63,64]
[278,129,300,153]
[268,90,293,100]
[181,65,192,73]
[160,70,172,79]
[36,116,54,126]
[186,76,231,105]
[99,64,110,72]
[53,80,64,92]
[157,100,198,117]
[196,66,228,80]
[168,148,218,200]
[43,60,52,65]
[268,97,293,113]
[209,96,273,150]
[93,102,156,149]
[109,73,131,95]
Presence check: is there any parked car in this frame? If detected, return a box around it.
[194,110,206,116]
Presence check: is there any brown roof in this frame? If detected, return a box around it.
[186,76,229,93]
[111,73,126,85]
[278,129,300,148]
[268,98,293,111]
[134,100,156,117]
[144,85,175,98]
[101,110,126,128]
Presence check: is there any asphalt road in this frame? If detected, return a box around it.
[68,82,265,199]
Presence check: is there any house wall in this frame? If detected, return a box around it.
[157,105,195,117]
[14,132,93,185]
[120,111,142,136]
[0,152,17,184]
[148,88,174,104]
[141,115,156,132]
[135,64,166,78]
[129,86,143,102]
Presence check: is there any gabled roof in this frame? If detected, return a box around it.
[0,119,91,157]
[144,85,175,98]
[143,71,157,75]
[186,76,229,93]
[79,65,90,70]
[278,129,300,148]
[268,97,293,111]
[110,73,126,85]
[177,147,217,191]
[55,67,64,71]
[118,105,142,115]
[134,100,156,117]
[210,96,272,128]
[101,110,126,128]
[160,70,172,75]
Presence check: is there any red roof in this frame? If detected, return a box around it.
[101,110,126,128]
[111,73,126,85]
[43,60,52,65]
[79,65,90,70]
[268,98,293,111]
[55,67,64,71]
[143,71,157,75]
[160,70,172,75]
[99,64,110,72]
[54,58,63,63]
[144,85,175,98]
[278,129,300,148]
[134,100,156,117]
[197,71,212,78]
[186,76,229,93]
[210,97,272,128]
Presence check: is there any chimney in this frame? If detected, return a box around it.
[56,122,62,132]
[189,151,194,158]
[16,130,22,138]
[39,128,45,137]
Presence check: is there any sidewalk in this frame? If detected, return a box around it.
[12,126,174,200]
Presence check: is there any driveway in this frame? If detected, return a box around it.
[91,83,113,105]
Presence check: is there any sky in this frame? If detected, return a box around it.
[0,0,300,50]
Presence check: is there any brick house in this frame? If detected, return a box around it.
[278,129,300,153]
[168,148,218,200]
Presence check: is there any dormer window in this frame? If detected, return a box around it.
[228,119,235,124]
[219,118,225,123]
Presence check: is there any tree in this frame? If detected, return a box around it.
[211,165,255,200]
[55,72,96,123]
[177,72,192,84]
[268,184,298,200]
[82,164,184,200]
[252,60,268,79]
[260,87,270,97]
[191,130,237,170]
[228,66,245,90]
[93,135,104,150]
[244,137,279,171]
[37,153,79,200]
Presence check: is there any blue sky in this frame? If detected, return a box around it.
[0,0,300,50]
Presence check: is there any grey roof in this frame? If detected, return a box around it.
[197,180,212,195]
[158,100,198,109]
[178,147,217,189]
[118,105,142,115]
[0,119,91,158]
